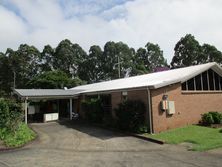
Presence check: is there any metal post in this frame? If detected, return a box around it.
[69,98,72,120]
[24,98,28,124]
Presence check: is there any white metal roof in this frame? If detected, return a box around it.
[14,89,83,99]
[70,62,222,94]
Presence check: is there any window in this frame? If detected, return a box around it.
[202,71,208,90]
[195,74,202,90]
[181,69,222,91]
[187,78,195,90]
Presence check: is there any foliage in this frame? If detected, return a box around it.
[0,98,23,134]
[201,44,222,65]
[81,98,104,123]
[78,45,104,83]
[171,34,202,68]
[147,125,222,151]
[201,112,222,125]
[171,34,222,68]
[0,123,36,147]
[1,36,222,96]
[201,113,214,125]
[145,42,168,72]
[53,39,87,77]
[115,100,146,132]
[26,70,85,89]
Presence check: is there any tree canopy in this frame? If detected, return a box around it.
[171,34,222,68]
[0,35,221,97]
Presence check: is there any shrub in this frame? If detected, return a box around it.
[201,112,222,125]
[81,98,103,123]
[115,100,146,132]
[201,113,214,125]
[209,112,222,124]
[0,98,23,134]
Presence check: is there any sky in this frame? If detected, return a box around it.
[0,0,222,62]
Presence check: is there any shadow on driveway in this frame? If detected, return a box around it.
[58,119,127,140]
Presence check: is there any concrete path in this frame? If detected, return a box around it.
[0,121,221,167]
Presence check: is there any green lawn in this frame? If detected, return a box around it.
[0,123,36,147]
[146,125,222,151]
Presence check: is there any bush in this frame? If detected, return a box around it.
[209,112,222,124]
[2,123,36,147]
[81,98,103,123]
[201,112,222,125]
[202,113,214,125]
[0,98,23,134]
[115,100,146,132]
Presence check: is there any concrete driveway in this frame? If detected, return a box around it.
[0,121,221,167]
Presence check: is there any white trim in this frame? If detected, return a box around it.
[213,71,216,90]
[207,70,210,90]
[24,97,28,124]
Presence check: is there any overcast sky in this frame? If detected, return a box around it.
[0,0,222,62]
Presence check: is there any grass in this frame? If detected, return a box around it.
[0,123,36,147]
[146,125,222,151]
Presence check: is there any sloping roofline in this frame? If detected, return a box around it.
[70,62,222,94]
[13,62,222,98]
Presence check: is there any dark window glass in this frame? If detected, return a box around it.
[214,72,220,90]
[187,78,195,90]
[182,82,187,90]
[195,74,202,90]
[208,69,214,90]
[202,71,208,90]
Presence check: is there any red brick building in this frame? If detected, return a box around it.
[15,62,222,133]
[72,62,222,133]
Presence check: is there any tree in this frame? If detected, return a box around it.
[40,45,55,72]
[131,48,148,75]
[53,39,87,78]
[134,43,168,73]
[201,44,222,65]
[102,41,134,79]
[0,53,12,95]
[26,70,85,89]
[145,42,168,71]
[78,45,104,83]
[6,44,41,88]
[171,34,202,68]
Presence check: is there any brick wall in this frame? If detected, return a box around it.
[111,89,149,121]
[151,83,222,133]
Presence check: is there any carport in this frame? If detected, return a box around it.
[14,89,83,124]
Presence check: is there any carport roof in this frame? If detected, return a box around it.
[14,89,83,99]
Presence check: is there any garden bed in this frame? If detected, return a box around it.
[0,123,36,150]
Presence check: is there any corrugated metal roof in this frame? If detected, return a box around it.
[70,62,222,94]
[14,89,83,99]
[14,62,222,98]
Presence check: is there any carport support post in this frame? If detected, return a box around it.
[69,98,72,120]
[24,97,28,124]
